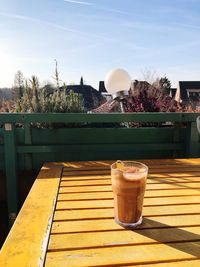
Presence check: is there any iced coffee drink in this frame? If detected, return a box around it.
[111,161,148,228]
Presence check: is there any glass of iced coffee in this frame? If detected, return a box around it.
[111,160,148,228]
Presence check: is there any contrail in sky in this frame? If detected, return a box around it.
[64,0,129,15]
[0,12,114,41]
[64,0,93,5]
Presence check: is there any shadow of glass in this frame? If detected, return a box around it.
[136,218,200,257]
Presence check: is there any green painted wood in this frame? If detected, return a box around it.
[0,130,4,170]
[0,146,4,171]
[0,112,199,123]
[24,123,32,171]
[24,123,32,144]
[30,128,179,144]
[186,122,200,157]
[173,122,182,158]
[4,127,185,170]
[17,143,184,153]
[3,123,18,227]
[0,113,199,171]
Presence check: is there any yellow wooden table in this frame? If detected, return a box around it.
[1,159,200,267]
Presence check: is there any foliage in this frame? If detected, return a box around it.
[15,79,84,113]
[12,61,84,114]
[122,81,178,127]
[52,59,62,90]
[0,99,15,112]
[142,69,158,84]
[12,70,25,100]
[159,76,171,94]
[125,81,177,113]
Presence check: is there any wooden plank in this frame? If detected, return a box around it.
[58,182,200,193]
[60,159,200,169]
[62,169,200,176]
[56,195,200,209]
[61,175,200,182]
[62,167,200,175]
[135,159,200,165]
[32,127,178,145]
[144,158,200,165]
[62,165,200,172]
[131,260,200,267]
[51,214,200,233]
[61,175,112,180]
[59,160,200,176]
[3,123,18,226]
[0,112,198,123]
[54,204,200,221]
[17,142,184,154]
[47,159,200,169]
[60,179,111,186]
[62,164,200,172]
[58,189,200,200]
[61,169,200,177]
[148,173,200,178]
[149,165,200,169]
[146,182,200,190]
[46,159,200,173]
[0,166,62,267]
[48,226,200,251]
[60,177,200,186]
[45,241,200,267]
[59,184,112,193]
[149,168,200,173]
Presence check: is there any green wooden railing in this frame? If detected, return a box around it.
[0,112,200,225]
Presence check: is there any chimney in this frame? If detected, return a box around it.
[99,81,107,93]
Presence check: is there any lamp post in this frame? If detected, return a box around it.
[105,68,132,113]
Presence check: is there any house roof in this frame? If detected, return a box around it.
[176,81,200,102]
[63,84,105,110]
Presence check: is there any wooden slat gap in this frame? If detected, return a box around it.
[53,212,200,221]
[57,194,200,200]
[47,238,200,253]
[59,183,111,188]
[50,224,200,235]
[57,198,112,202]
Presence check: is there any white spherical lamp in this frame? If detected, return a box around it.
[105,68,132,97]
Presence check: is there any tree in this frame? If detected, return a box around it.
[142,69,171,95]
[13,70,25,99]
[142,69,158,84]
[30,75,40,112]
[52,59,62,91]
[159,76,171,94]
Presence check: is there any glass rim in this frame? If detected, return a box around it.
[111,160,148,173]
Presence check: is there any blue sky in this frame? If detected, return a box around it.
[0,0,200,88]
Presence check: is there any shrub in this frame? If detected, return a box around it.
[121,81,179,127]
[124,81,178,113]
[15,77,84,113]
